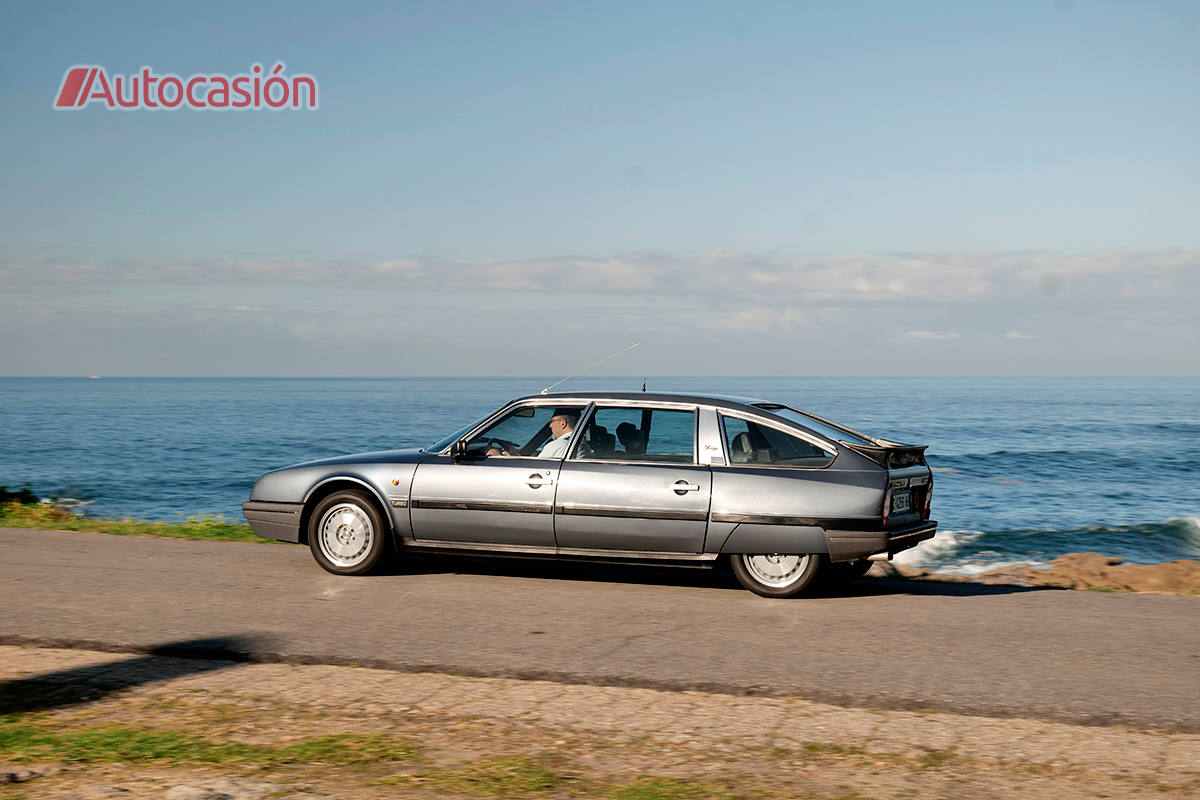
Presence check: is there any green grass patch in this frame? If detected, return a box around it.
[418,755,571,797]
[0,715,418,767]
[272,733,420,765]
[0,501,275,544]
[606,776,738,800]
[801,742,864,756]
[1087,586,1119,593]
[0,718,255,763]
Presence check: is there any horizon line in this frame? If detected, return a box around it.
[2,375,1197,381]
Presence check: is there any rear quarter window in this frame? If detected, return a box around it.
[722,415,835,468]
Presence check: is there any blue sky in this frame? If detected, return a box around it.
[1,0,1197,376]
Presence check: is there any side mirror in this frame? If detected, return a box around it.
[451,440,468,463]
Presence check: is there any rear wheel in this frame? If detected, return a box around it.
[308,490,386,575]
[731,553,823,598]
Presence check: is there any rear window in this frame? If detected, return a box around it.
[573,407,695,463]
[758,407,876,446]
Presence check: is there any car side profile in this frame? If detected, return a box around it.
[242,392,936,597]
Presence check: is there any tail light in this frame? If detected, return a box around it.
[923,482,933,519]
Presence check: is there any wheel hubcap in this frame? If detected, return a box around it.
[318,503,373,567]
[743,553,809,587]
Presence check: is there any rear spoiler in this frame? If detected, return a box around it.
[841,441,928,468]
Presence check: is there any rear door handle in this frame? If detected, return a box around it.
[672,480,701,494]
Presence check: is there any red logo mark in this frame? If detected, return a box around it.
[55,66,95,108]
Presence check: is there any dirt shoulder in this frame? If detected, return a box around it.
[2,646,1197,800]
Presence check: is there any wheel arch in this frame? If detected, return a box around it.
[717,522,829,554]
[300,477,394,547]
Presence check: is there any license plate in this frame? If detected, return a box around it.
[891,491,912,514]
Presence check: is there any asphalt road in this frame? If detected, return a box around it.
[3,527,1198,731]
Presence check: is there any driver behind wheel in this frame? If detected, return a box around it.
[487,412,577,458]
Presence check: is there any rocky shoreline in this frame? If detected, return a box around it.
[876,551,1200,594]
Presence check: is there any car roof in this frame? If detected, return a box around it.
[515,391,884,447]
[514,391,775,414]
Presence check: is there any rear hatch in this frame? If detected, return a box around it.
[842,441,933,528]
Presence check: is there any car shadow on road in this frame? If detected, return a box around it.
[375,553,1051,598]
[378,552,746,591]
[0,635,273,716]
[828,577,1051,598]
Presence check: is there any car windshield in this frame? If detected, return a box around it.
[763,407,877,446]
[423,420,478,453]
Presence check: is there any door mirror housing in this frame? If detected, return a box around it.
[451,439,468,463]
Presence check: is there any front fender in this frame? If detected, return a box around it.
[250,461,421,543]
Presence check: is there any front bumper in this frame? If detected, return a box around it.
[824,520,937,562]
[242,501,304,543]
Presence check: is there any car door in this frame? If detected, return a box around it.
[408,403,585,548]
[553,405,711,553]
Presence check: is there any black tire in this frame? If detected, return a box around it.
[307,490,387,576]
[730,553,824,598]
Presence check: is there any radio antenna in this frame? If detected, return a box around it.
[541,341,642,395]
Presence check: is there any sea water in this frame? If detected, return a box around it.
[1,377,1196,573]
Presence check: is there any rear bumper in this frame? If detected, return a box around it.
[242,501,304,543]
[824,520,937,562]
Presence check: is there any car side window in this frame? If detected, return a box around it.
[465,405,584,457]
[573,407,695,463]
[721,415,835,467]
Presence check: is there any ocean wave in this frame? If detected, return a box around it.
[892,529,984,567]
[1140,422,1200,433]
[1167,517,1200,546]
[891,531,1040,575]
[902,518,1200,572]
[1068,518,1200,541]
[934,558,1038,577]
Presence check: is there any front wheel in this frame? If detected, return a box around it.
[730,553,823,598]
[308,490,387,575]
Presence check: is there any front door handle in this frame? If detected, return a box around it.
[672,480,701,495]
[527,472,553,488]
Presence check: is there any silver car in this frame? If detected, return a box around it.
[242,392,936,597]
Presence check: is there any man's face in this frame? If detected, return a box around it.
[549,415,569,436]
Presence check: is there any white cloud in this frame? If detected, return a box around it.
[1003,330,1037,340]
[373,259,427,277]
[3,248,1197,315]
[200,304,263,313]
[906,330,961,341]
[699,307,807,333]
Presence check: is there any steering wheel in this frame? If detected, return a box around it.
[486,437,520,455]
